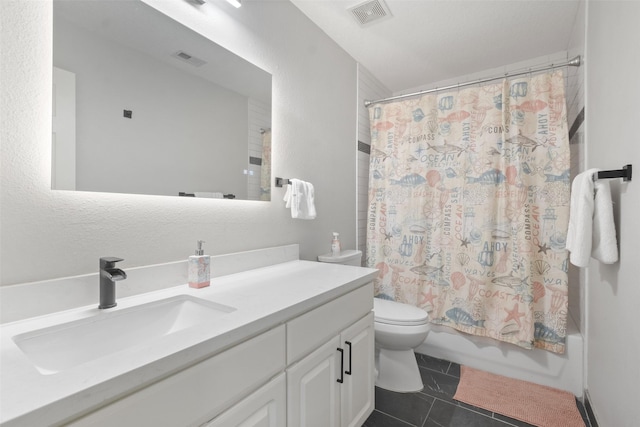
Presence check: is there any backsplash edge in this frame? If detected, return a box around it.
[0,244,300,324]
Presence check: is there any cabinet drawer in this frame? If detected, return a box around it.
[202,373,286,427]
[286,283,372,364]
[68,325,286,427]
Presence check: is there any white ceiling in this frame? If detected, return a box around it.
[290,0,582,94]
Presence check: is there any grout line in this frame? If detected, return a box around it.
[372,409,416,426]
[421,393,500,421]
[445,362,459,377]
[428,397,515,426]
[418,364,459,380]
[445,361,452,374]
[420,398,436,427]
[492,413,530,427]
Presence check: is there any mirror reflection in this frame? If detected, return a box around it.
[52,0,272,201]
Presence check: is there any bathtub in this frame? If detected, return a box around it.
[415,314,584,398]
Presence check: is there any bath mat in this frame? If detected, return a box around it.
[453,366,585,427]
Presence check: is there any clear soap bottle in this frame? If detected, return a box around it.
[331,232,341,257]
[188,240,210,288]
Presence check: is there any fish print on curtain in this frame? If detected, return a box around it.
[366,71,570,353]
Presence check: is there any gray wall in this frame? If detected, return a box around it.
[0,0,358,285]
[584,1,640,425]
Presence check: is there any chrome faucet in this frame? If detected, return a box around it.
[99,257,127,309]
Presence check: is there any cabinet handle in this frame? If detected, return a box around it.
[337,348,344,384]
[345,341,352,376]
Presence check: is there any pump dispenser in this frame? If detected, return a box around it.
[331,232,341,257]
[188,240,210,288]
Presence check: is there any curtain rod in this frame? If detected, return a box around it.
[364,55,581,107]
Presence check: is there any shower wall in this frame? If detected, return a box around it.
[247,99,271,200]
[356,64,391,262]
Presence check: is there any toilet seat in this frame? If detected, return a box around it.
[373,298,429,326]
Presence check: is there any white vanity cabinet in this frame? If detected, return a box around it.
[286,285,375,427]
[202,373,286,427]
[66,326,286,427]
[63,283,374,427]
[339,312,375,427]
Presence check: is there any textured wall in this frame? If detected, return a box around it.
[0,0,357,286]
[585,1,640,425]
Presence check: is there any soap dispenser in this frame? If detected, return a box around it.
[188,240,210,289]
[331,232,341,257]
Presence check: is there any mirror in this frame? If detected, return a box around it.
[52,0,272,201]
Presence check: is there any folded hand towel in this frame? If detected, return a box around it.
[283,179,316,220]
[566,169,618,267]
[283,184,292,208]
[591,178,618,264]
[303,181,317,219]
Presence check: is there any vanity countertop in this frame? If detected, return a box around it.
[0,260,377,426]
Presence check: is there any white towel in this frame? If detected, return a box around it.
[283,179,316,220]
[566,169,618,267]
[283,185,292,208]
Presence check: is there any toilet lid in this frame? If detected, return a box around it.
[374,298,429,326]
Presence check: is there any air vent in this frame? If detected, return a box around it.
[348,0,392,26]
[171,51,207,67]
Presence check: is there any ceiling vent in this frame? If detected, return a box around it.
[348,0,392,27]
[171,51,207,67]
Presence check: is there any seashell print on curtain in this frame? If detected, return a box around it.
[366,71,570,353]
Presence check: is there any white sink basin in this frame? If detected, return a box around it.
[12,295,236,375]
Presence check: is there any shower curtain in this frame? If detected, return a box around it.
[366,71,570,353]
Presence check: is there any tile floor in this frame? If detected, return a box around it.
[363,353,592,427]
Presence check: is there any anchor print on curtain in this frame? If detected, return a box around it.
[366,71,570,353]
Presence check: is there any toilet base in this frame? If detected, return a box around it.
[375,348,424,393]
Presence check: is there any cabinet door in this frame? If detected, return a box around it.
[203,373,286,427]
[340,312,375,427]
[287,335,341,427]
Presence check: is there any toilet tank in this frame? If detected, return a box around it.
[317,250,362,266]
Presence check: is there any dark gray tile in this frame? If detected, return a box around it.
[415,353,451,374]
[374,387,434,426]
[492,412,536,427]
[446,362,460,378]
[576,398,591,427]
[456,401,492,417]
[418,367,460,402]
[363,410,414,427]
[585,396,598,427]
[425,399,513,427]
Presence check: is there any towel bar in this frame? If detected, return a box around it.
[275,177,291,187]
[594,165,632,182]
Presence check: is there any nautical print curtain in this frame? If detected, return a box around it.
[366,71,570,353]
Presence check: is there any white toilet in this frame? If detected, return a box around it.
[317,250,430,393]
[373,297,430,392]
